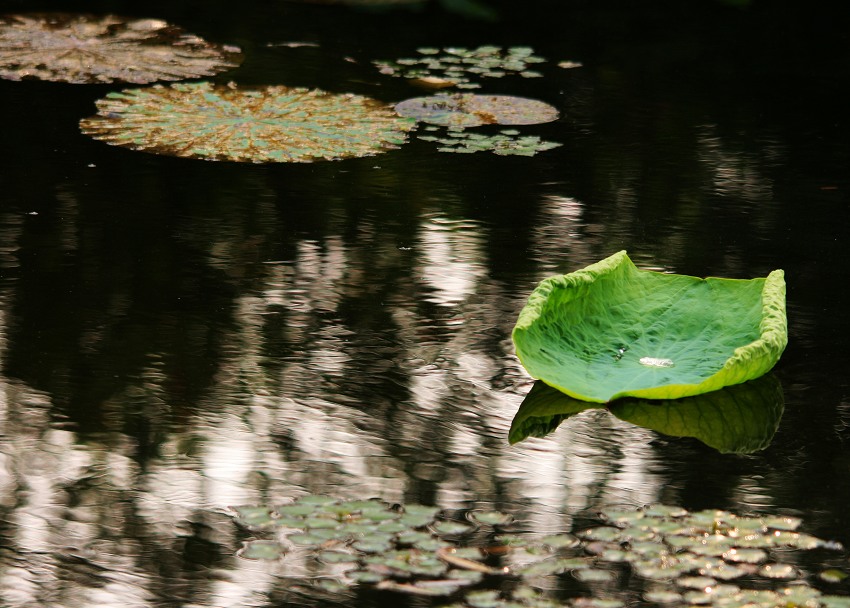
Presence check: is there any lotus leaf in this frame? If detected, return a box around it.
[395,93,559,127]
[0,13,241,84]
[512,251,787,402]
[79,82,416,163]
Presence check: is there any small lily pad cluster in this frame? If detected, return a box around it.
[395,93,561,156]
[575,505,849,608]
[418,126,562,157]
[230,495,515,597]
[229,497,850,607]
[374,45,547,89]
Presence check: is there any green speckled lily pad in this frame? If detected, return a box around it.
[421,129,562,156]
[227,495,850,607]
[0,13,241,84]
[395,93,559,127]
[80,81,417,163]
[375,45,547,89]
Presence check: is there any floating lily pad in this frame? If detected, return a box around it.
[0,13,241,84]
[469,510,514,526]
[512,251,787,403]
[227,496,850,607]
[375,45,547,89]
[421,129,562,156]
[80,81,417,163]
[395,93,559,127]
[237,539,285,560]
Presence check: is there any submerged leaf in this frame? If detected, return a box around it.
[512,251,787,402]
[395,93,559,127]
[0,13,241,84]
[80,82,416,163]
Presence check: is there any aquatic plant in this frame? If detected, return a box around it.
[79,81,417,163]
[509,375,784,453]
[0,13,241,84]
[228,496,850,607]
[418,127,562,156]
[512,251,787,403]
[395,93,559,127]
[375,45,547,89]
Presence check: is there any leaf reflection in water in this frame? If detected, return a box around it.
[510,374,785,454]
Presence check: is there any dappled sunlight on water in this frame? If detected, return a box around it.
[2,3,850,604]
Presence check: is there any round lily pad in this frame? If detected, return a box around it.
[512,251,787,402]
[237,539,285,560]
[0,13,241,84]
[80,82,417,163]
[395,93,559,127]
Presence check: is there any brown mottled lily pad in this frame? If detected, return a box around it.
[395,93,559,127]
[79,81,417,163]
[0,13,241,84]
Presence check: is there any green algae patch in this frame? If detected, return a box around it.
[512,251,787,403]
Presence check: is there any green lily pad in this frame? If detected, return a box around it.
[0,13,241,84]
[424,129,562,156]
[237,539,285,560]
[512,251,787,403]
[395,93,559,127]
[510,375,784,454]
[80,81,416,163]
[374,45,548,90]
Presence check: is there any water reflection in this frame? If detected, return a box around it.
[511,376,785,454]
[1,12,849,603]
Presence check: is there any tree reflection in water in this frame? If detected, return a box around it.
[0,186,670,605]
[2,56,845,604]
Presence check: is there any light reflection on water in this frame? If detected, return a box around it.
[1,11,850,606]
[0,200,678,603]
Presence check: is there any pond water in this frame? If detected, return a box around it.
[1,1,850,606]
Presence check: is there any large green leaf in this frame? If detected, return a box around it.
[512,251,787,402]
[510,376,784,453]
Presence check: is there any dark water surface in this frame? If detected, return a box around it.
[2,1,850,606]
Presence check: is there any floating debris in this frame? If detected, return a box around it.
[80,81,416,163]
[0,13,241,83]
[375,45,548,89]
[395,93,559,128]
